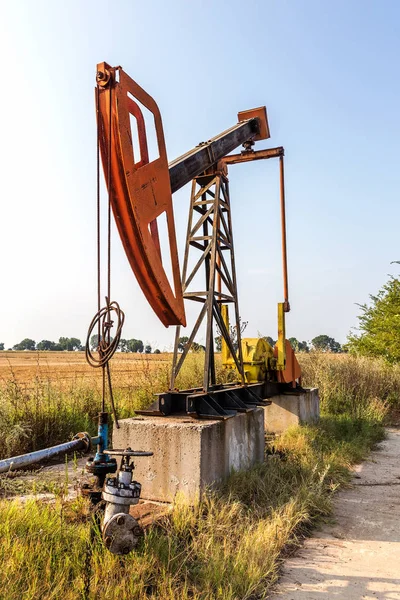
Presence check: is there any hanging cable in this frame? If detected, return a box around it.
[85,77,124,428]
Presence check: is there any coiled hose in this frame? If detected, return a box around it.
[85,299,125,426]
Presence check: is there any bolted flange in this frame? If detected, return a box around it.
[102,476,142,505]
[99,446,152,555]
[102,513,142,555]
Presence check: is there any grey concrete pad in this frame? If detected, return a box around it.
[263,388,320,433]
[113,409,264,503]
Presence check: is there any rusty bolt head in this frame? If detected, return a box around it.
[123,546,131,555]
[116,515,125,526]
[133,526,142,536]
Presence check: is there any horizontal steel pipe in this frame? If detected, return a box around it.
[0,433,93,474]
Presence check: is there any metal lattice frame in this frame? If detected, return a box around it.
[170,169,245,391]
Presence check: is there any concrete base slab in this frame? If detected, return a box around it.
[113,409,264,503]
[263,388,320,434]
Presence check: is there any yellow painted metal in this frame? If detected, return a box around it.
[222,333,276,383]
[240,338,274,382]
[276,302,286,370]
[221,304,230,364]
[220,302,287,381]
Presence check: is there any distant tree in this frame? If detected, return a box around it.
[289,337,310,353]
[348,267,400,364]
[229,317,248,352]
[192,342,205,352]
[127,339,144,353]
[153,348,161,354]
[13,338,36,351]
[144,344,152,354]
[178,336,189,352]
[36,340,57,351]
[264,336,276,347]
[177,336,206,353]
[299,340,309,352]
[118,338,128,352]
[58,337,82,351]
[0,342,4,351]
[90,334,100,351]
[215,317,248,353]
[311,334,341,353]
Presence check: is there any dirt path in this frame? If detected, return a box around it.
[270,428,400,600]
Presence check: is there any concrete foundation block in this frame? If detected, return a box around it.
[112,409,264,503]
[263,388,320,434]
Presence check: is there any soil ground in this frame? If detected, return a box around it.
[270,428,400,599]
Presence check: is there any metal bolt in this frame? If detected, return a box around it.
[97,71,105,80]
[133,526,142,536]
[116,515,125,526]
[123,546,130,555]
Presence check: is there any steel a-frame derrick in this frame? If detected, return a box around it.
[137,167,270,418]
[172,170,245,391]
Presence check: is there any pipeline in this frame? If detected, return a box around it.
[0,432,93,474]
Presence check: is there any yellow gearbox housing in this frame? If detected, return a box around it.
[223,337,277,383]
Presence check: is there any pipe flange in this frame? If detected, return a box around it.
[102,478,141,504]
[103,513,142,555]
[86,456,117,476]
[73,432,92,454]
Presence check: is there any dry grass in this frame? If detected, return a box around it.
[0,350,170,389]
[298,352,400,419]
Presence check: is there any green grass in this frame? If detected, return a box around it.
[298,352,400,418]
[0,352,396,599]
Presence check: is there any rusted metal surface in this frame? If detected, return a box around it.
[96,62,185,327]
[274,339,301,385]
[221,146,284,165]
[279,154,290,312]
[170,170,245,392]
[222,147,290,311]
[237,106,270,141]
[130,500,171,529]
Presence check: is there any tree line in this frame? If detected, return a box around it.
[0,333,343,354]
[215,333,343,353]
[1,336,161,354]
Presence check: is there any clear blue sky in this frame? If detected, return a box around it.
[1,0,399,350]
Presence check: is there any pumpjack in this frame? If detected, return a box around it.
[96,61,302,420]
[0,62,303,558]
